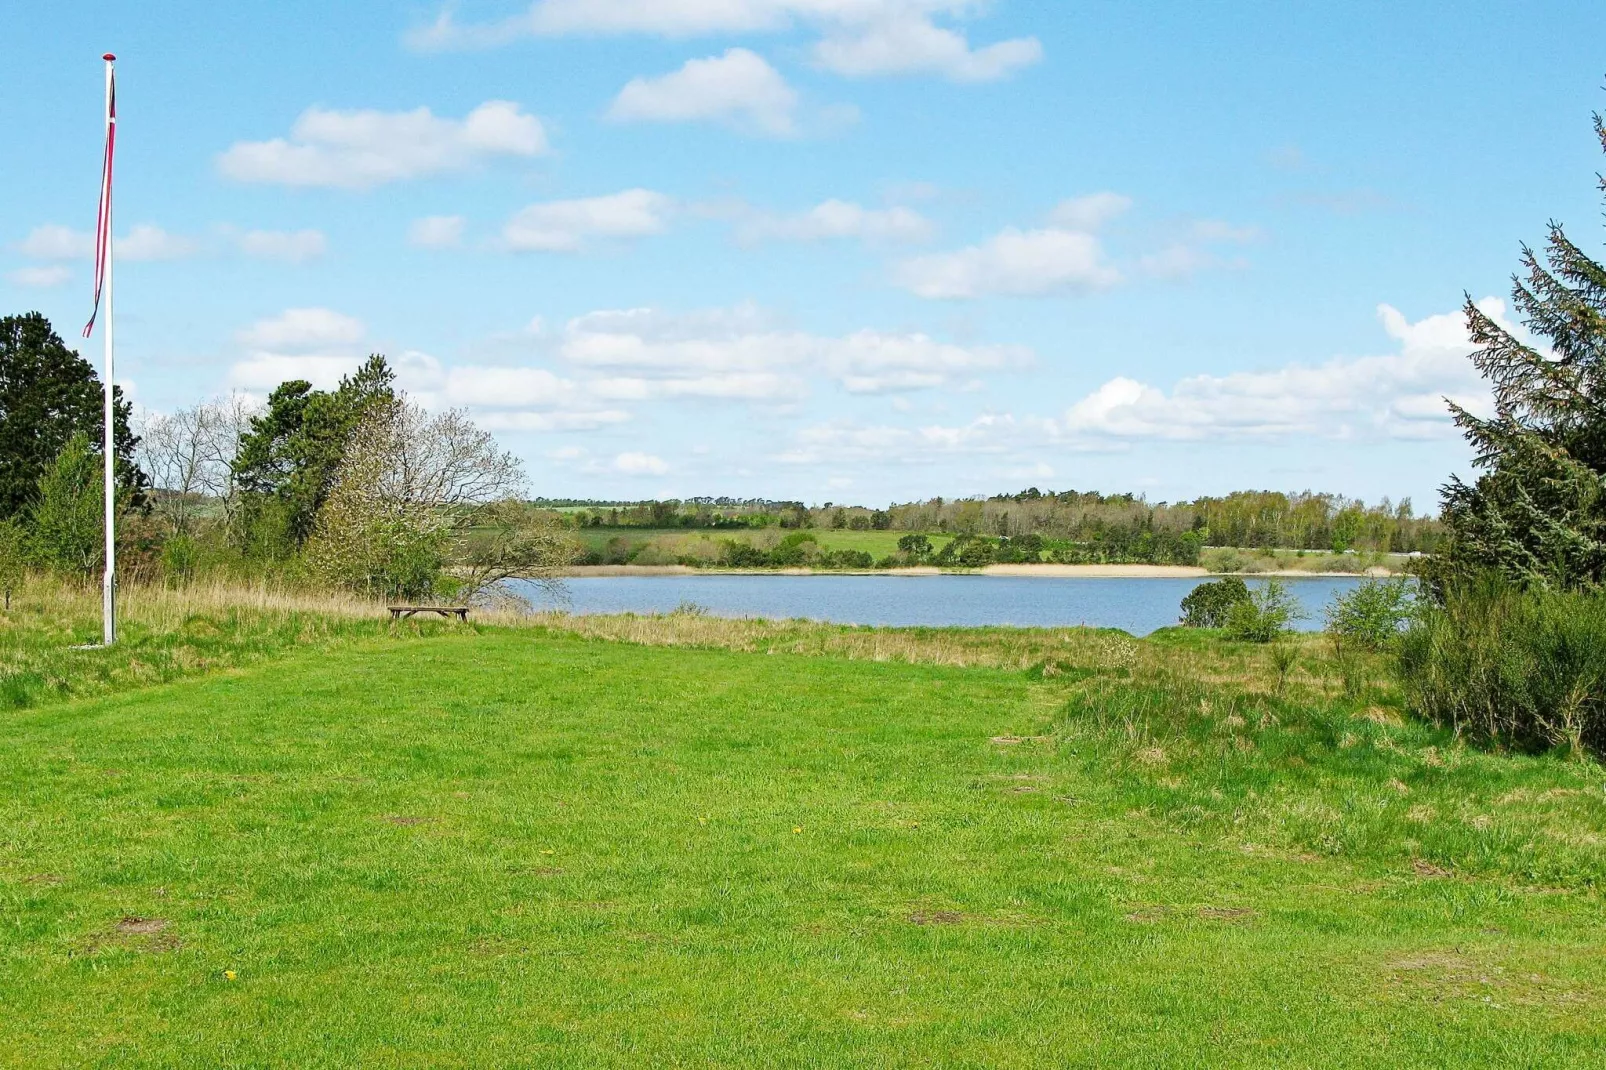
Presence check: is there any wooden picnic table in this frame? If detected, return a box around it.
[388,605,470,623]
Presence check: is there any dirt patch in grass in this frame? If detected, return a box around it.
[1197,906,1256,922]
[908,910,966,926]
[383,815,433,827]
[1384,951,1600,1010]
[116,916,167,936]
[1412,858,1453,878]
[1125,906,1170,924]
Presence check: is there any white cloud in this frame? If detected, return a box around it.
[614,451,670,476]
[119,224,202,262]
[235,228,327,262]
[812,12,1042,82]
[408,215,466,248]
[17,224,94,260]
[16,223,199,262]
[1138,243,1231,280]
[737,199,933,245]
[501,189,673,252]
[1048,192,1133,231]
[479,410,633,432]
[218,101,547,190]
[775,413,1019,465]
[408,1,1042,84]
[1060,300,1501,442]
[1188,219,1263,244]
[608,49,799,136]
[6,265,72,288]
[894,228,1121,299]
[228,354,364,392]
[558,304,1027,396]
[236,308,365,350]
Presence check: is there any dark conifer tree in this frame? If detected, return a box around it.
[1440,111,1606,587]
[0,312,144,519]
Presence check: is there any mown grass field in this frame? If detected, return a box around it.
[2,587,1604,1066]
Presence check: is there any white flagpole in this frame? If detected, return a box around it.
[101,53,117,646]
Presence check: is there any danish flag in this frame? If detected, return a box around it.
[83,55,116,338]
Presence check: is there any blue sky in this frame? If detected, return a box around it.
[5,1,1605,508]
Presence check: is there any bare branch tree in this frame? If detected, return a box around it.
[306,397,572,602]
[137,394,259,536]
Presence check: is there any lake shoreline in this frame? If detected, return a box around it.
[563,564,1397,579]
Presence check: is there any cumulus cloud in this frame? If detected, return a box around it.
[1061,300,1502,442]
[218,101,547,190]
[613,451,670,476]
[557,304,1027,396]
[229,354,366,392]
[408,1,1042,84]
[894,227,1121,299]
[17,224,94,260]
[6,265,72,288]
[736,199,933,245]
[501,189,673,252]
[1137,243,1232,280]
[812,12,1042,82]
[775,413,1020,465]
[1048,192,1133,231]
[608,49,799,136]
[236,307,366,350]
[234,228,327,262]
[408,215,466,248]
[16,223,200,262]
[118,225,202,261]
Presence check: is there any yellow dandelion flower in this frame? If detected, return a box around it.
[793,826,803,835]
[224,970,237,981]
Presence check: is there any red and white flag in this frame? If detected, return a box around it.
[83,56,116,339]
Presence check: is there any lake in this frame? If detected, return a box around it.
[518,574,1366,636]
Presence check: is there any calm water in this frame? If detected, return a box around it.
[519,574,1365,636]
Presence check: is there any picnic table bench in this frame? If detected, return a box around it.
[388,605,470,623]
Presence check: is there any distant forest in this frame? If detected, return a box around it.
[542,488,1441,555]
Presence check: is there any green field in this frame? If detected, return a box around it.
[2,597,1604,1066]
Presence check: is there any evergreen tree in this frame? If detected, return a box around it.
[230,355,397,554]
[0,312,144,518]
[1439,111,1606,588]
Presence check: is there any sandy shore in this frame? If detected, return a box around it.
[563,564,1394,579]
[980,564,1209,578]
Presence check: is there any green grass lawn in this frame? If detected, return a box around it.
[3,621,1604,1066]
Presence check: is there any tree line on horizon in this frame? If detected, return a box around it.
[557,488,1440,556]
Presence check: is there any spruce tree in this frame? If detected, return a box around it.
[1440,111,1606,588]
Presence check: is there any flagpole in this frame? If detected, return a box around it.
[100,52,117,646]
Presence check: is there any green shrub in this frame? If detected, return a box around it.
[1325,577,1414,649]
[719,541,768,568]
[896,534,932,561]
[823,549,874,570]
[27,432,106,577]
[1180,577,1250,627]
[1224,579,1303,643]
[1397,575,1606,755]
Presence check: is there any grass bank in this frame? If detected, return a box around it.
[2,586,1602,1065]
